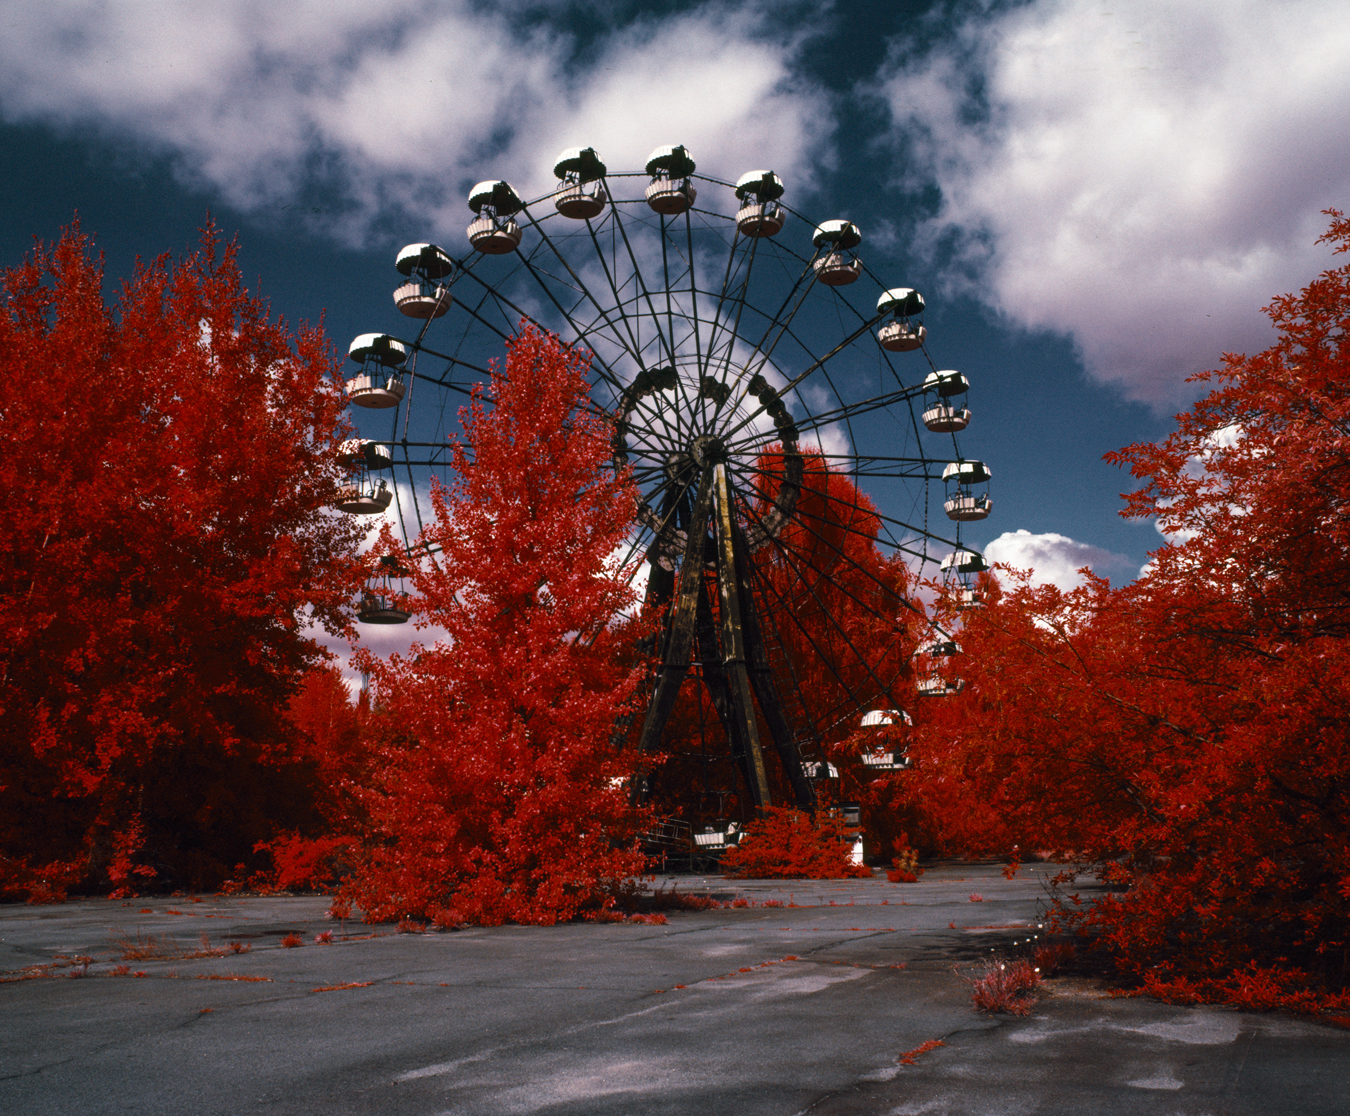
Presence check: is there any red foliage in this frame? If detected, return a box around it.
[886,834,923,882]
[907,213,1350,1008]
[720,806,871,879]
[0,221,364,899]
[898,1039,945,1065]
[968,959,1041,1016]
[347,325,651,925]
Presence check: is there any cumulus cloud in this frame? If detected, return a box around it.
[879,0,1350,408]
[984,528,1132,591]
[0,1,831,244]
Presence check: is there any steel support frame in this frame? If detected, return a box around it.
[630,462,815,814]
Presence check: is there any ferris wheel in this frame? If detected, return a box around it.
[338,143,990,819]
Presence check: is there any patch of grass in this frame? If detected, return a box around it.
[111,931,228,961]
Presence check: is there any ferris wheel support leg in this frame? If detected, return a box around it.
[631,467,717,784]
[735,568,818,813]
[694,576,755,791]
[607,557,675,753]
[712,464,773,813]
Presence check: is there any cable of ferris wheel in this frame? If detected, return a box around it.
[657,207,706,445]
[682,206,706,412]
[735,478,915,644]
[514,200,668,403]
[737,496,905,717]
[722,256,822,408]
[698,204,764,395]
[784,382,931,433]
[578,207,701,455]
[716,317,879,449]
[600,194,705,451]
[443,244,660,430]
[471,259,687,456]
[727,459,926,622]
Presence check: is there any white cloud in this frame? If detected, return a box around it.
[985,528,1131,591]
[879,0,1350,408]
[0,1,831,245]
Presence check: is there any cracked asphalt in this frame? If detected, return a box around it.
[2,862,1346,1114]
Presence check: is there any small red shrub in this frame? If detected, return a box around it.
[1033,942,1075,976]
[720,807,871,880]
[968,959,1041,1015]
[280,933,303,948]
[648,885,722,911]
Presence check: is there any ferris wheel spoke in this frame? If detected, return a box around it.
[683,212,705,392]
[729,463,921,621]
[517,202,655,376]
[719,318,879,449]
[733,258,822,396]
[740,523,899,725]
[701,216,757,374]
[601,199,704,449]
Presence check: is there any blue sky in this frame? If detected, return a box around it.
[4,0,1347,658]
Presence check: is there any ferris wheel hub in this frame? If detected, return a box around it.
[690,433,728,467]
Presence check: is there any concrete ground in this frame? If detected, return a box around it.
[1,862,1346,1115]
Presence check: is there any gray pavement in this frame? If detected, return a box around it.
[1,862,1345,1114]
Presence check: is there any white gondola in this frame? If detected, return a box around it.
[940,548,989,575]
[945,493,993,521]
[918,637,962,657]
[942,460,993,522]
[923,401,971,433]
[336,439,393,470]
[918,676,964,696]
[957,588,985,610]
[357,555,411,624]
[553,146,608,219]
[645,144,697,215]
[803,760,840,779]
[861,750,910,771]
[734,169,786,237]
[875,287,926,351]
[924,369,970,398]
[811,220,862,285]
[693,820,741,850]
[859,708,911,770]
[860,708,911,727]
[334,479,392,515]
[466,180,524,254]
[345,333,408,409]
[393,243,454,319]
[358,594,410,624]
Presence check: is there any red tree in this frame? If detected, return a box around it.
[0,222,364,898]
[907,214,1350,1010]
[348,325,651,926]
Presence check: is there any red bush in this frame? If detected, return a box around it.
[968,959,1041,1016]
[720,807,871,879]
